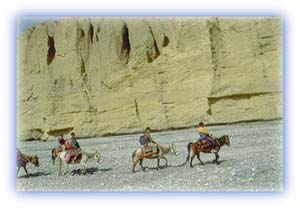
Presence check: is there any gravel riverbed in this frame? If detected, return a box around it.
[17,120,282,192]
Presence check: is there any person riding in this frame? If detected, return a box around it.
[57,133,66,151]
[144,127,159,155]
[65,132,82,162]
[197,122,217,152]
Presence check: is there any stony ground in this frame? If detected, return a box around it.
[16,121,282,192]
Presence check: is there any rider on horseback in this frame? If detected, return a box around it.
[197,122,217,152]
[65,132,82,163]
[144,127,159,155]
[57,134,66,151]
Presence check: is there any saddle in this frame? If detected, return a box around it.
[143,146,159,158]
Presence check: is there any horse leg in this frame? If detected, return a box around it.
[17,167,21,176]
[51,149,56,165]
[132,158,139,173]
[197,153,204,165]
[66,163,71,175]
[81,161,87,174]
[53,151,58,165]
[23,166,29,176]
[139,159,145,171]
[58,159,63,176]
[185,154,190,165]
[161,156,168,167]
[190,153,196,168]
[214,152,220,165]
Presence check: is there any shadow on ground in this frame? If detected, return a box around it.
[140,159,229,171]
[17,171,51,178]
[70,167,113,175]
[189,159,229,167]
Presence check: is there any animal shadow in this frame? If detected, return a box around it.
[17,172,51,178]
[99,168,113,172]
[139,164,169,172]
[191,159,228,167]
[71,167,100,175]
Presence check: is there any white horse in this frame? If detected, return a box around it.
[57,150,101,175]
[132,144,177,172]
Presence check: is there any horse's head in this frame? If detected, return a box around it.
[170,144,178,155]
[94,151,102,164]
[31,155,39,167]
[224,135,230,146]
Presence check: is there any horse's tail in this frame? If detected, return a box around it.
[51,148,56,165]
[185,142,193,165]
[132,150,136,161]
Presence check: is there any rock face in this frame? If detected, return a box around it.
[17,17,282,141]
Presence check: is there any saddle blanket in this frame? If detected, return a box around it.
[143,147,159,157]
[198,139,214,149]
[65,152,82,163]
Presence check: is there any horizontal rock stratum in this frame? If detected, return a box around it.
[17,17,282,141]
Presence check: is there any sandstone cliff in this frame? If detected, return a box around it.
[17,17,282,141]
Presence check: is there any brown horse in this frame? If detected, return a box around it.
[132,144,177,172]
[185,135,230,167]
[17,150,39,177]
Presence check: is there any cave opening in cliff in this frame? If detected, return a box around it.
[121,23,131,64]
[162,35,169,47]
[47,36,56,65]
[88,23,94,44]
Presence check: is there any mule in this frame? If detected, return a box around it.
[185,135,230,167]
[57,150,101,175]
[132,144,177,172]
[17,150,39,177]
[51,146,64,165]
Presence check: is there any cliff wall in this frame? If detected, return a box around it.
[17,17,282,140]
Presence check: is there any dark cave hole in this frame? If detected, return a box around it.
[121,23,131,63]
[47,36,56,65]
[162,35,169,47]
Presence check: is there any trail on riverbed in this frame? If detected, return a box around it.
[17,121,282,192]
